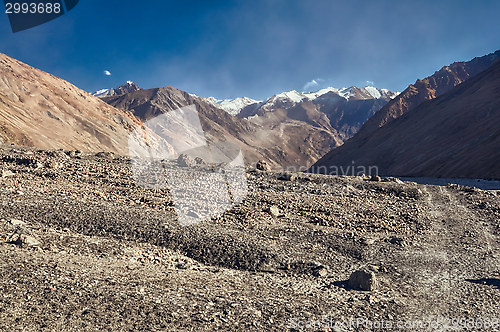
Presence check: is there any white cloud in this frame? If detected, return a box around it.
[303,79,319,92]
[104,70,112,76]
[366,80,374,86]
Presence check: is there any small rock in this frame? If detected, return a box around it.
[1,170,14,177]
[382,177,403,184]
[266,205,280,217]
[9,219,25,226]
[348,270,378,291]
[95,151,114,159]
[389,237,406,246]
[369,175,381,182]
[7,233,20,245]
[177,154,194,167]
[256,160,271,171]
[278,173,295,181]
[361,237,376,245]
[47,161,62,169]
[194,156,206,165]
[7,234,40,247]
[20,234,41,247]
[68,150,82,158]
[48,150,69,159]
[313,267,328,277]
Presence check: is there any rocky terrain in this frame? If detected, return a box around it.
[1,145,499,331]
[313,57,500,179]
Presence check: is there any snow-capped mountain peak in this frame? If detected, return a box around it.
[273,90,305,103]
[258,90,308,112]
[304,86,400,101]
[363,86,382,99]
[303,87,341,100]
[201,85,399,116]
[92,81,140,98]
[204,96,262,115]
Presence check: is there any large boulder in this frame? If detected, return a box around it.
[177,154,194,167]
[256,160,271,171]
[348,270,377,291]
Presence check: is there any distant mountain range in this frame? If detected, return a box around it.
[312,50,500,178]
[2,49,499,177]
[202,86,399,117]
[95,82,399,167]
[100,86,340,167]
[234,86,399,141]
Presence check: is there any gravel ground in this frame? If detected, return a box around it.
[0,145,499,331]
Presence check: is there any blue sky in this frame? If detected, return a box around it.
[1,0,499,100]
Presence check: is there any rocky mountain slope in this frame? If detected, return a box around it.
[0,53,142,154]
[355,49,500,139]
[312,58,500,179]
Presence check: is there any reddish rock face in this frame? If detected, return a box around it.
[0,52,141,154]
[312,57,500,179]
[355,50,500,140]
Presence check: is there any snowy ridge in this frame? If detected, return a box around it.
[204,96,261,115]
[93,88,110,96]
[380,88,399,99]
[363,86,382,99]
[259,90,307,112]
[92,81,140,98]
[273,90,305,104]
[304,87,341,100]
[304,86,399,101]
[200,86,399,116]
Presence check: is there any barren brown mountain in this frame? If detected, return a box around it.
[312,59,500,179]
[0,53,141,154]
[356,49,500,139]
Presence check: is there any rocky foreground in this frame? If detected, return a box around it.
[0,146,499,331]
